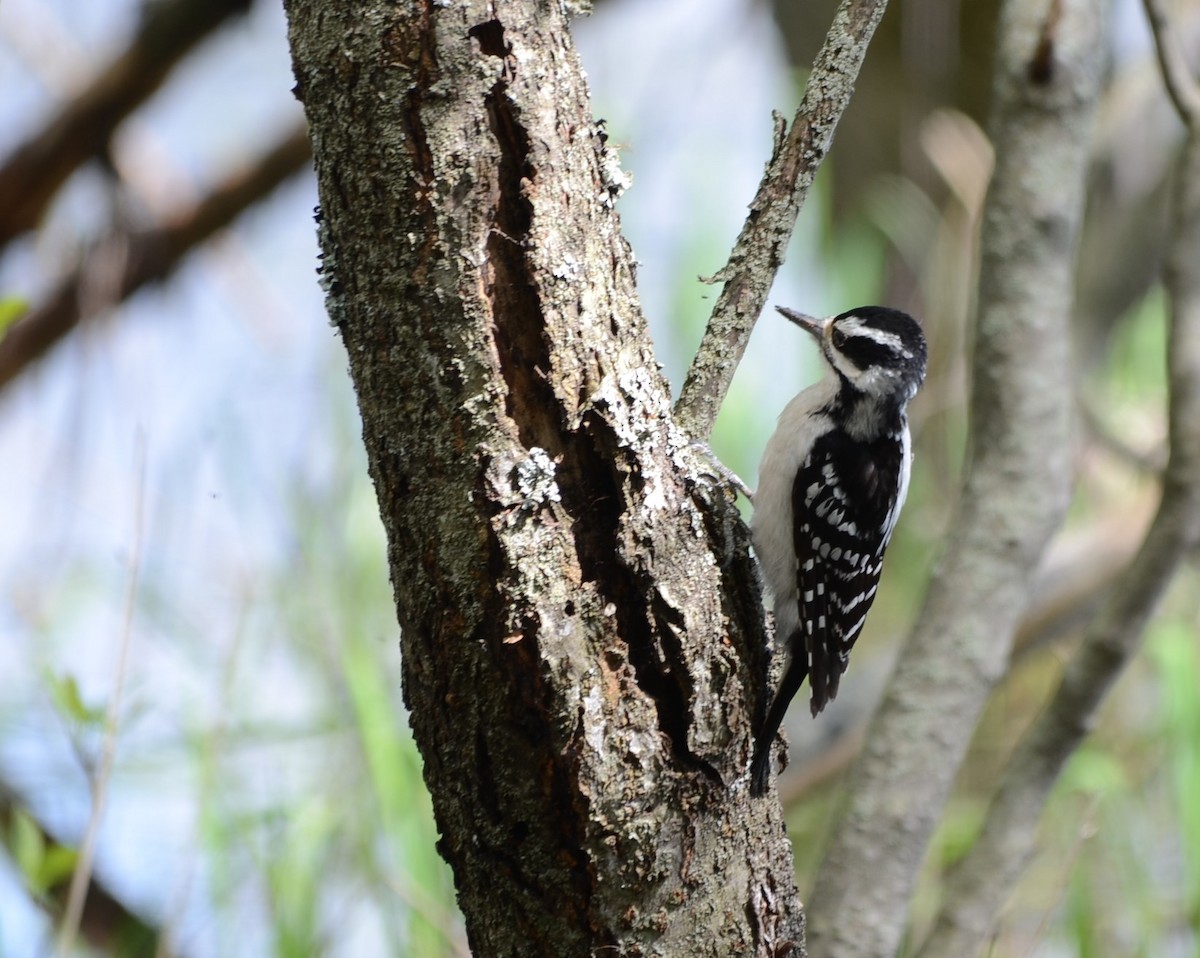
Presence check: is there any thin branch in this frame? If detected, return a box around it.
[673,0,891,440]
[0,0,253,249]
[1142,0,1200,124]
[57,438,146,957]
[0,124,311,394]
[803,1,1109,954]
[915,6,1200,955]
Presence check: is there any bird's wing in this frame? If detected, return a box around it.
[792,429,903,713]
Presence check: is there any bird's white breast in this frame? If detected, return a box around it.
[751,374,839,644]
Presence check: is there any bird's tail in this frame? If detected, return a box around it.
[749,641,809,797]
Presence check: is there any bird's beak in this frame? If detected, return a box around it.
[776,306,826,341]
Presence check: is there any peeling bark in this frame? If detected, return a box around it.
[283,3,802,955]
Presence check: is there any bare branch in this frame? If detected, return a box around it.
[57,441,145,957]
[0,0,253,250]
[0,124,311,394]
[803,1,1109,954]
[1142,0,1200,125]
[916,7,1200,955]
[772,505,1145,805]
[673,0,890,440]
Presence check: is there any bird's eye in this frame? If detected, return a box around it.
[831,328,847,350]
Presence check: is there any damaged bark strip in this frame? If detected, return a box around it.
[283,2,803,955]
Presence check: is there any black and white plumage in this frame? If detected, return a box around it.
[749,305,927,796]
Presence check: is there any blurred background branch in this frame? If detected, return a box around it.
[915,3,1200,952]
[0,0,253,250]
[0,124,310,393]
[805,0,1108,954]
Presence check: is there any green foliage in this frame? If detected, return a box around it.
[43,672,106,728]
[9,809,78,897]
[1061,744,1130,798]
[1104,287,1168,413]
[0,296,27,334]
[266,799,336,958]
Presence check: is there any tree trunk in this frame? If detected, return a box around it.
[283,2,804,955]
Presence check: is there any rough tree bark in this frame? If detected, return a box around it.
[283,2,802,956]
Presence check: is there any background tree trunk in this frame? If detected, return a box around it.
[805,0,1108,954]
[283,2,803,955]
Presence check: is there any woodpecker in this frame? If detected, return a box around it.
[750,305,927,796]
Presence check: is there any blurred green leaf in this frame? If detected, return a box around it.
[10,809,45,888]
[0,296,27,333]
[341,632,458,955]
[1063,746,1129,796]
[341,635,407,832]
[1066,868,1102,958]
[933,798,986,868]
[9,808,80,895]
[267,799,336,958]
[44,671,106,726]
[36,842,80,891]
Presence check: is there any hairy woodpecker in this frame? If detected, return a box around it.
[750,305,927,796]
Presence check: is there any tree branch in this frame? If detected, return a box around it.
[0,124,311,393]
[0,0,253,250]
[673,0,891,440]
[775,509,1147,804]
[284,3,802,955]
[803,1,1108,955]
[915,5,1200,954]
[1142,0,1200,125]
